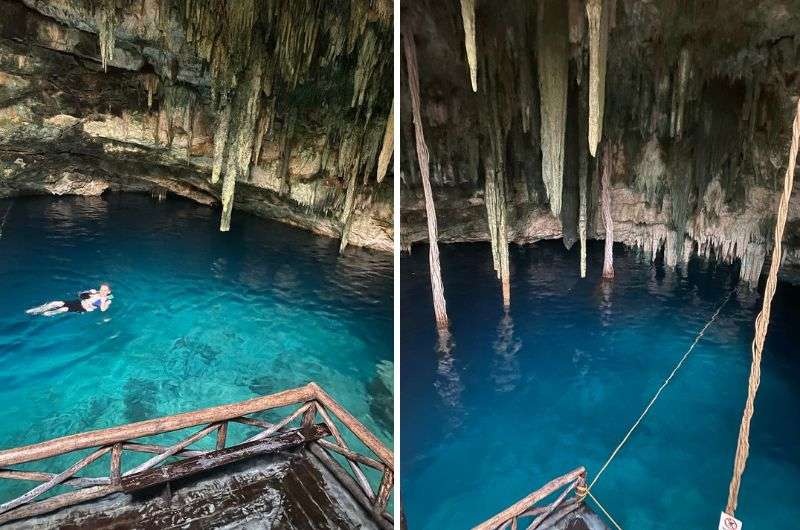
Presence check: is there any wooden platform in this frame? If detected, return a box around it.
[4,446,379,529]
[0,384,392,529]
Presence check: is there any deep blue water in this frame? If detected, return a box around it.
[0,194,392,496]
[401,240,800,530]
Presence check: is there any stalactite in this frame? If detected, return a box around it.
[184,97,195,161]
[211,103,232,184]
[94,0,116,72]
[143,74,158,110]
[537,0,569,216]
[481,48,511,307]
[670,47,691,139]
[484,162,511,307]
[219,58,264,232]
[600,143,614,279]
[404,32,449,330]
[338,158,360,253]
[278,119,294,197]
[251,99,275,166]
[459,0,478,92]
[578,62,589,278]
[586,0,609,157]
[376,98,394,183]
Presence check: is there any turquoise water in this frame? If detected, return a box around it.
[0,194,392,494]
[401,241,800,530]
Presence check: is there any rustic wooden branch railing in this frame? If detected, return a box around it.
[0,382,393,529]
[472,467,587,530]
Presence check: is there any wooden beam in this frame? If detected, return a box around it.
[315,402,375,501]
[245,403,311,443]
[0,384,315,467]
[121,424,330,492]
[375,469,393,515]
[0,470,108,488]
[122,442,206,458]
[123,423,220,476]
[0,447,111,515]
[316,439,385,470]
[308,443,393,530]
[310,383,393,468]
[0,485,120,526]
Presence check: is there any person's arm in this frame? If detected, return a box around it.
[100,298,112,311]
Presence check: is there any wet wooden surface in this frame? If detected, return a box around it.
[4,448,380,529]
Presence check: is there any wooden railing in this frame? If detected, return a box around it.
[472,467,587,530]
[0,382,393,529]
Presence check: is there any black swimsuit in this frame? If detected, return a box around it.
[64,300,86,313]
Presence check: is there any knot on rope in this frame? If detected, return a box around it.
[576,484,588,500]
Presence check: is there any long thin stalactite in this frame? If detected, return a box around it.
[586,0,609,157]
[459,0,478,92]
[404,32,449,330]
[537,0,570,216]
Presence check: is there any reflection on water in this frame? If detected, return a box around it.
[433,329,465,431]
[491,310,521,393]
[597,279,614,327]
[402,239,800,530]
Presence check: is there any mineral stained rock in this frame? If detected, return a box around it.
[400,0,800,284]
[0,0,393,252]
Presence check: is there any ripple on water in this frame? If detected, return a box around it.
[0,195,392,491]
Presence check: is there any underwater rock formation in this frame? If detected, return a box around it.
[0,0,393,251]
[400,0,800,284]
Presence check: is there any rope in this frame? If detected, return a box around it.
[587,288,735,492]
[586,490,624,530]
[725,96,800,516]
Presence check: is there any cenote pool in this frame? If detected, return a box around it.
[401,241,800,530]
[0,194,392,496]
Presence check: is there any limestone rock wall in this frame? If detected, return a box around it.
[400,0,800,281]
[0,0,393,252]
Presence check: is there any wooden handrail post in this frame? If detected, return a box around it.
[110,443,122,486]
[301,401,317,428]
[375,469,393,514]
[216,422,228,450]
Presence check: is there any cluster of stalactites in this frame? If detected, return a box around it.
[152,82,196,158]
[175,0,391,233]
[180,0,259,102]
[586,0,610,157]
[459,0,478,92]
[93,0,117,72]
[537,0,569,217]
[352,27,389,117]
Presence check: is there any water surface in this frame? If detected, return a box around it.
[0,194,392,495]
[401,240,800,530]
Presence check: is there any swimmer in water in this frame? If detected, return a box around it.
[26,284,113,316]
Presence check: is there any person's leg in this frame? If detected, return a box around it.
[42,306,70,317]
[26,301,65,315]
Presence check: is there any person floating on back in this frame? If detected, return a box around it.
[26,284,113,316]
